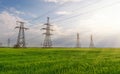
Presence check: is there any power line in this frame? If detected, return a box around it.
[51,0,102,20]
[13,0,120,47]
[28,0,99,26]
[29,2,69,23]
[52,1,120,23]
[28,0,103,27]
[27,1,120,40]
[29,0,103,33]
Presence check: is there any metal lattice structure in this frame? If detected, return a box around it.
[89,34,95,48]
[76,33,81,48]
[8,38,10,47]
[14,21,28,48]
[42,17,53,48]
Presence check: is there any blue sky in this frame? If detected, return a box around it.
[0,0,120,47]
[0,0,56,20]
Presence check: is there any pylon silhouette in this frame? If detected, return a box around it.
[76,33,81,48]
[42,17,53,48]
[14,21,28,48]
[89,34,95,48]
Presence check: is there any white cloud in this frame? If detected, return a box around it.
[0,11,29,46]
[1,0,120,47]
[0,11,16,43]
[44,0,81,3]
[8,7,25,15]
[0,11,18,31]
[27,13,37,18]
[56,11,72,15]
[5,7,36,19]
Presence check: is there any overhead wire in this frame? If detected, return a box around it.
[28,0,93,27]
[26,0,109,42]
[28,1,69,24]
[50,0,102,20]
[27,0,120,45]
[23,0,120,47]
[29,0,104,27]
[52,1,120,23]
[27,0,103,35]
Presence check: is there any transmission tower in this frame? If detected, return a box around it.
[89,34,95,48]
[42,17,53,48]
[76,33,81,48]
[0,43,2,47]
[14,21,28,48]
[8,38,10,47]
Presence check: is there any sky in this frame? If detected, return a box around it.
[0,0,120,47]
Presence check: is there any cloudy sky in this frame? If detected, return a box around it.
[0,0,120,47]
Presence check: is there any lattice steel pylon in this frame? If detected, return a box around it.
[8,38,10,47]
[89,34,95,48]
[76,33,81,48]
[42,17,53,48]
[14,21,28,48]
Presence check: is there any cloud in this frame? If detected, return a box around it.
[44,0,81,3]
[1,0,120,47]
[0,11,15,43]
[55,11,72,15]
[0,10,119,47]
[27,13,37,18]
[6,7,37,19]
[8,7,25,15]
[0,11,28,46]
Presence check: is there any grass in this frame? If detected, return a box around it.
[0,48,120,74]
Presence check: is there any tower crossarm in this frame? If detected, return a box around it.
[44,23,53,26]
[43,33,53,35]
[41,17,53,48]
[15,26,28,30]
[14,21,28,48]
[42,28,54,31]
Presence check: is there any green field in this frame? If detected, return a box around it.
[0,48,120,74]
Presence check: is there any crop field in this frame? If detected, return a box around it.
[0,48,120,74]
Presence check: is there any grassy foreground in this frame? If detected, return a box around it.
[0,48,120,74]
